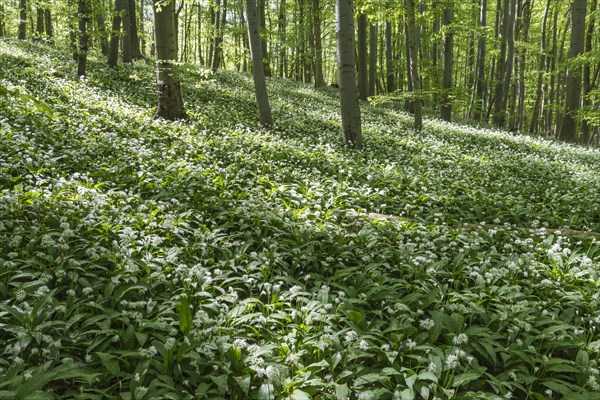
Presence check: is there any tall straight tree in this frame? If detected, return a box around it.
[560,0,587,142]
[335,0,362,149]
[128,0,143,59]
[77,0,89,77]
[152,0,187,120]
[441,2,453,121]
[246,0,273,127]
[108,0,123,67]
[122,0,132,63]
[258,0,271,77]
[18,0,27,39]
[368,23,377,97]
[44,9,53,42]
[312,0,326,88]
[405,0,422,131]
[0,4,5,37]
[471,0,486,121]
[529,0,551,134]
[385,20,395,92]
[357,12,368,100]
[581,0,596,144]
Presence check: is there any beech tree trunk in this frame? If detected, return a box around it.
[357,13,368,100]
[560,0,587,142]
[258,0,271,77]
[405,0,422,131]
[108,0,123,67]
[529,0,551,134]
[35,8,44,40]
[77,0,89,78]
[335,0,362,149]
[128,0,143,59]
[278,0,287,77]
[44,9,53,42]
[18,0,27,39]
[581,0,596,144]
[97,13,110,56]
[312,0,326,87]
[369,23,377,97]
[0,4,5,37]
[385,21,395,92]
[471,0,487,121]
[122,0,132,63]
[152,0,187,120]
[247,0,273,127]
[441,3,453,122]
[492,0,509,126]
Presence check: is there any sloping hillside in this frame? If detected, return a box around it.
[1,40,600,399]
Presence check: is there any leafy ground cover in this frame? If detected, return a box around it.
[1,39,600,400]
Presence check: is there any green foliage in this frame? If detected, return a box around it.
[1,39,600,399]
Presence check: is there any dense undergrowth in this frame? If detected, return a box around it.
[1,39,600,400]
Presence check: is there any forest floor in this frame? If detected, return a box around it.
[1,39,600,400]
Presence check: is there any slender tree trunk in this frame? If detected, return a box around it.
[0,4,5,37]
[357,12,368,100]
[515,0,530,131]
[492,0,509,126]
[560,0,587,142]
[246,0,273,127]
[18,0,27,39]
[368,23,377,96]
[530,0,551,134]
[581,0,596,144]
[385,21,395,92]
[278,0,287,78]
[35,8,44,40]
[108,0,123,67]
[405,0,422,131]
[97,12,110,55]
[501,0,517,125]
[152,0,187,120]
[258,0,271,77]
[212,0,227,70]
[77,0,89,78]
[335,0,362,148]
[313,0,326,87]
[122,0,132,63]
[441,3,453,122]
[404,21,414,111]
[471,0,487,121]
[554,9,571,137]
[128,0,142,58]
[141,0,146,55]
[545,3,560,136]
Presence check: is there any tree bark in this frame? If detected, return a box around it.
[471,0,487,121]
[247,0,273,127]
[581,0,596,144]
[405,0,422,131]
[559,0,587,142]
[515,0,530,131]
[368,23,377,97]
[357,12,368,100]
[258,0,271,77]
[152,0,187,120]
[128,0,143,59]
[44,9,53,43]
[385,21,395,92]
[441,3,453,122]
[35,8,45,40]
[0,4,5,37]
[108,0,123,67]
[18,0,27,39]
[492,0,509,126]
[529,0,551,134]
[122,0,132,63]
[77,0,89,78]
[278,0,287,77]
[312,0,326,87]
[335,0,362,148]
[212,0,227,70]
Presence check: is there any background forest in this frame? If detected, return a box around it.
[0,0,599,142]
[1,0,600,399]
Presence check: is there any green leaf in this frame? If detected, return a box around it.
[233,375,251,396]
[400,388,415,400]
[290,389,311,400]
[97,352,120,376]
[258,383,275,400]
[335,383,350,400]
[176,295,193,335]
[452,369,484,388]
